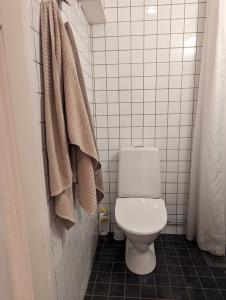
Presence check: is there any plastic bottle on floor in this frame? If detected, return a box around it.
[99,207,109,236]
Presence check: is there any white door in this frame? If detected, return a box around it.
[0,23,35,300]
[0,1,54,299]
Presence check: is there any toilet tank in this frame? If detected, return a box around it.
[118,147,161,198]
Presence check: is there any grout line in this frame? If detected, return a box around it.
[142,0,145,146]
[175,0,186,235]
[105,2,112,229]
[164,0,173,221]
[129,0,133,147]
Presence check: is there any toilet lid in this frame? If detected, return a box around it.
[115,198,167,235]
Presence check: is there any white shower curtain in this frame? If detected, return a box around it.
[186,0,226,256]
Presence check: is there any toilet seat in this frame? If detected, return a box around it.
[115,198,167,235]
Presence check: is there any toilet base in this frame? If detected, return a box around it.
[125,239,156,275]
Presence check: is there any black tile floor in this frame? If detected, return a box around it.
[85,234,226,300]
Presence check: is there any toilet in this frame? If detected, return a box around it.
[115,147,167,275]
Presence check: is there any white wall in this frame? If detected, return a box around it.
[92,0,207,234]
[30,0,97,299]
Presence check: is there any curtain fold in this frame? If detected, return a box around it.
[186,0,226,256]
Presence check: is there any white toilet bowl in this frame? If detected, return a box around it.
[115,146,167,274]
[115,197,167,275]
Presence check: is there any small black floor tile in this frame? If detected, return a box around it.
[176,249,189,256]
[112,262,125,273]
[125,284,140,298]
[115,246,125,253]
[92,296,107,300]
[93,283,109,296]
[192,257,207,266]
[215,277,226,289]
[94,253,102,261]
[165,248,177,256]
[103,245,115,253]
[96,245,103,253]
[200,276,218,289]
[179,256,193,266]
[172,287,189,300]
[182,266,197,276]
[165,256,180,265]
[102,253,114,262]
[211,268,226,278]
[126,272,140,284]
[174,236,185,242]
[114,253,125,262]
[189,248,201,257]
[141,285,156,298]
[155,274,170,286]
[174,235,186,242]
[156,248,164,256]
[161,235,172,242]
[162,241,174,249]
[111,272,125,284]
[141,274,155,285]
[89,271,97,283]
[170,275,186,287]
[185,276,202,288]
[168,265,182,275]
[188,288,206,300]
[156,285,173,299]
[174,242,186,249]
[196,267,212,277]
[92,261,100,271]
[204,289,224,300]
[96,272,111,284]
[86,282,94,295]
[221,289,226,299]
[109,284,125,297]
[99,262,112,272]
[105,239,115,245]
[154,264,168,275]
[156,256,166,264]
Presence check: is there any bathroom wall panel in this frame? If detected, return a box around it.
[30,0,97,299]
[92,0,207,234]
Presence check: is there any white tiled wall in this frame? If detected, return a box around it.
[30,1,97,299]
[92,0,207,234]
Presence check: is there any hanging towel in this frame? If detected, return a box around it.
[40,0,104,229]
[64,23,104,210]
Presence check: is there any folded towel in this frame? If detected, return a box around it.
[40,0,104,229]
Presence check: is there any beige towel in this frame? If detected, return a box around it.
[40,0,104,229]
[65,23,104,205]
